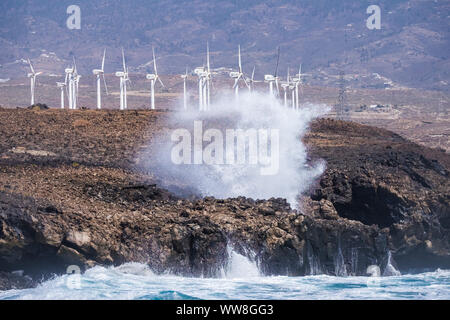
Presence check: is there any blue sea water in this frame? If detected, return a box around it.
[1,256,449,300]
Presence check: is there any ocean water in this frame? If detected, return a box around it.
[1,251,449,300]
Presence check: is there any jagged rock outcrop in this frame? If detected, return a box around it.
[307,119,450,272]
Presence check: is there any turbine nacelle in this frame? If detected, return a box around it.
[146,74,156,80]
[264,74,275,82]
[229,71,240,78]
[194,67,205,76]
[115,71,125,77]
[65,68,74,74]
[56,82,66,88]
[92,69,103,75]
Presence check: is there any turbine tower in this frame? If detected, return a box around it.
[181,68,188,110]
[92,49,108,110]
[115,48,130,110]
[146,47,165,110]
[229,45,249,100]
[27,59,41,106]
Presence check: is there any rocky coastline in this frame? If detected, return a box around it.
[0,109,448,290]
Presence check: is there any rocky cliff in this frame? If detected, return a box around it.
[0,109,448,290]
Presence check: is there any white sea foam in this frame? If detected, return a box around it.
[1,265,448,300]
[143,90,329,208]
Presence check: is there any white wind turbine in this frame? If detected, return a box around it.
[56,72,68,109]
[194,66,206,111]
[27,59,42,106]
[229,45,249,100]
[281,68,290,108]
[292,64,304,110]
[264,47,280,99]
[194,42,214,111]
[64,64,74,109]
[146,47,165,110]
[92,49,108,110]
[247,66,261,92]
[180,68,188,110]
[71,58,81,110]
[115,48,130,110]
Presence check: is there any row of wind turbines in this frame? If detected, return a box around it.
[26,44,306,111]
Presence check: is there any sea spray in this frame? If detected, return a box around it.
[142,90,330,208]
[220,245,260,279]
[383,251,401,276]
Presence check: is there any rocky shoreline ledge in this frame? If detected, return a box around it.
[0,109,449,290]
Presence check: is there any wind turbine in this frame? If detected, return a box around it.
[72,58,81,110]
[281,68,290,108]
[192,42,215,112]
[180,68,188,110]
[264,47,280,99]
[229,45,249,100]
[27,59,42,106]
[92,49,108,110]
[64,65,74,109]
[194,66,206,111]
[247,66,259,92]
[116,48,130,110]
[56,72,68,109]
[292,64,304,110]
[146,47,165,110]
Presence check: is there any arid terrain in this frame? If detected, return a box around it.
[0,108,448,290]
[1,74,448,153]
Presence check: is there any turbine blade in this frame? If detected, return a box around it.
[73,57,77,74]
[102,74,109,95]
[101,49,106,71]
[233,78,239,89]
[158,76,165,88]
[122,48,126,72]
[28,59,35,74]
[238,45,242,73]
[274,47,280,77]
[251,66,255,81]
[153,47,158,76]
[207,42,210,73]
[242,74,250,89]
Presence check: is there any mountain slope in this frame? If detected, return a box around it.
[0,0,449,91]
